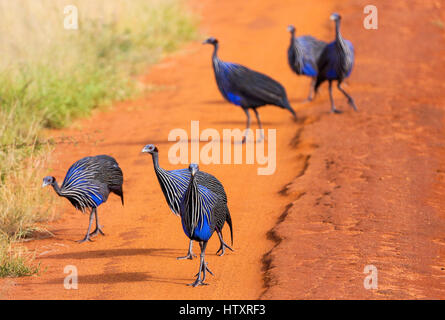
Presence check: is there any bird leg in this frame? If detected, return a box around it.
[78,209,95,243]
[216,230,234,256]
[177,240,197,260]
[89,208,105,238]
[253,108,266,143]
[329,80,342,114]
[337,82,358,111]
[241,108,251,144]
[188,241,213,287]
[302,78,316,103]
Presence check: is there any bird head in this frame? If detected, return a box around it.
[287,25,296,33]
[202,37,218,46]
[330,13,341,21]
[141,144,158,154]
[42,176,55,188]
[188,163,199,177]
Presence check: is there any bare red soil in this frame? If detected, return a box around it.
[1,0,445,299]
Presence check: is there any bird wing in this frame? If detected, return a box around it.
[217,61,288,108]
[297,36,328,76]
[61,157,104,210]
[195,171,227,203]
[182,183,219,239]
[92,155,123,190]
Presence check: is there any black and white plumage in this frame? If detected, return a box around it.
[203,37,297,143]
[141,144,233,260]
[180,164,232,287]
[314,13,357,113]
[42,155,124,243]
[287,25,327,102]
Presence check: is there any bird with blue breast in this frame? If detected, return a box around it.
[287,24,327,102]
[179,163,233,287]
[203,37,297,143]
[314,13,358,113]
[42,155,124,243]
[141,144,233,260]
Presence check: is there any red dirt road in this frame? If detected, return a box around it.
[2,0,445,299]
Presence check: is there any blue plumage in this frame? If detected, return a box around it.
[180,164,232,287]
[323,40,354,80]
[204,37,296,143]
[42,155,124,243]
[287,25,327,101]
[142,144,233,260]
[314,13,358,113]
[181,184,215,241]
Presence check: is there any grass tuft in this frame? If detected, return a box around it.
[0,0,197,277]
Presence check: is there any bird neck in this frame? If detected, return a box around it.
[51,180,63,196]
[183,174,198,218]
[211,43,220,66]
[334,20,347,51]
[151,151,163,172]
[292,36,304,72]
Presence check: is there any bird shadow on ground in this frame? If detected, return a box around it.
[209,120,275,126]
[40,272,190,286]
[41,248,184,260]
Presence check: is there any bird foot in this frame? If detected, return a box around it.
[177,252,197,260]
[216,241,234,257]
[77,236,93,244]
[89,226,105,238]
[331,108,343,114]
[187,279,209,287]
[348,100,358,112]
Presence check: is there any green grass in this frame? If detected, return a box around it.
[0,0,197,277]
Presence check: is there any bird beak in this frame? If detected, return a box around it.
[141,146,149,153]
[190,164,199,176]
[330,14,337,20]
[287,25,293,32]
[42,181,49,188]
[202,40,208,45]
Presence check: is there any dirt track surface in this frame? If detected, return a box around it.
[2,0,445,299]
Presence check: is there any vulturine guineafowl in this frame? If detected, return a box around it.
[42,155,124,243]
[180,164,233,287]
[203,37,297,143]
[141,144,233,260]
[315,13,357,113]
[287,25,327,102]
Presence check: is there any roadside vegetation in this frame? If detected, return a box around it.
[0,0,197,277]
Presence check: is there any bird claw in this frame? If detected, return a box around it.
[348,100,358,112]
[187,279,209,287]
[216,242,234,256]
[77,237,93,244]
[332,108,343,114]
[89,226,105,238]
[177,252,197,260]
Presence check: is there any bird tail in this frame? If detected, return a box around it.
[226,209,233,245]
[283,99,297,120]
[115,187,124,206]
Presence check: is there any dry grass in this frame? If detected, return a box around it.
[0,0,197,277]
